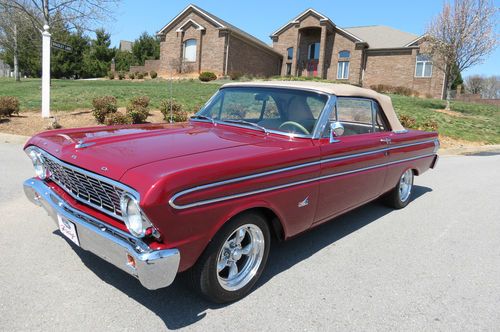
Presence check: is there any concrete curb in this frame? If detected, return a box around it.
[0,133,30,145]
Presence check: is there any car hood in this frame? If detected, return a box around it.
[26,122,265,180]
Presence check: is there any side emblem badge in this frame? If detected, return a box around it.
[298,196,309,208]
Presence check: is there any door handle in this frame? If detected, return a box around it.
[380,137,392,144]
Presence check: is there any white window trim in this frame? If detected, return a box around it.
[337,61,349,80]
[415,58,433,78]
[308,43,320,60]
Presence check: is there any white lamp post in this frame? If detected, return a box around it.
[41,24,51,118]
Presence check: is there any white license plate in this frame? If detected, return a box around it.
[57,215,80,246]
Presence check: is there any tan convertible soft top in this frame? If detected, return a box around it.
[222,81,405,132]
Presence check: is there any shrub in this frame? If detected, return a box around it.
[92,96,117,124]
[0,96,20,117]
[399,114,417,129]
[107,71,115,80]
[199,71,217,82]
[118,71,126,80]
[128,72,135,80]
[229,71,243,80]
[159,99,187,122]
[150,70,157,79]
[126,96,150,123]
[104,112,133,125]
[420,119,439,132]
[370,84,418,96]
[136,72,144,79]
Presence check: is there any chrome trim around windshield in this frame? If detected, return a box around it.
[26,146,140,221]
[169,139,438,210]
[190,86,334,140]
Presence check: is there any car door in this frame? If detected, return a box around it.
[313,97,392,224]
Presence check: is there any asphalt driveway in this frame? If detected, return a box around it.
[0,136,499,331]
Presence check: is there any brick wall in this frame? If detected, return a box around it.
[159,11,226,76]
[363,44,445,99]
[327,31,363,85]
[226,34,281,77]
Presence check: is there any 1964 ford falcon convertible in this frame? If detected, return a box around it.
[23,81,439,303]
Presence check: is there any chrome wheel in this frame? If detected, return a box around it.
[398,169,413,202]
[216,224,265,291]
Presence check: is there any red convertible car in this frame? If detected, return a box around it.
[24,81,439,303]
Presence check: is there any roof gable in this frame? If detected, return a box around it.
[271,8,330,37]
[157,4,224,35]
[175,18,206,32]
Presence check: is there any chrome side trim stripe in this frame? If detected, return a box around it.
[169,149,437,210]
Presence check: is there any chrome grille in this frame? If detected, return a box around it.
[40,153,127,219]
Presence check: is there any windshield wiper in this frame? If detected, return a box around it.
[190,114,215,124]
[221,119,268,134]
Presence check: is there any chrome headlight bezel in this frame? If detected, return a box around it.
[25,146,49,180]
[120,193,154,238]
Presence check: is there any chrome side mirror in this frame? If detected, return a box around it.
[329,122,344,143]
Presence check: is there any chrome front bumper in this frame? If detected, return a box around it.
[23,178,180,290]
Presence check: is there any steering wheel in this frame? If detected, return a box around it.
[278,121,310,135]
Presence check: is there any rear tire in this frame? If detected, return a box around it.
[188,212,271,303]
[383,169,414,209]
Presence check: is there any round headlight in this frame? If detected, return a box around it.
[28,149,48,180]
[120,194,151,238]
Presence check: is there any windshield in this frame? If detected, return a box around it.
[195,87,329,137]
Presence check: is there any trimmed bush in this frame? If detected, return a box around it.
[160,99,187,122]
[399,115,417,129]
[370,84,418,97]
[104,113,133,125]
[199,71,217,82]
[150,70,158,79]
[118,71,126,80]
[128,72,135,80]
[126,96,150,124]
[92,96,117,124]
[0,96,20,117]
[107,71,115,80]
[420,119,439,132]
[229,71,243,80]
[137,72,144,79]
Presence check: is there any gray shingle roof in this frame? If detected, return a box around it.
[344,26,419,49]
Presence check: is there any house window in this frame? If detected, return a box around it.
[286,63,292,76]
[287,47,293,60]
[337,61,349,79]
[339,50,350,58]
[308,42,320,60]
[183,39,197,62]
[415,54,432,77]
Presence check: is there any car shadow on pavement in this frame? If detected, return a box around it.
[60,185,432,330]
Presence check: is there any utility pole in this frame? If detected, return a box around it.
[41,24,51,118]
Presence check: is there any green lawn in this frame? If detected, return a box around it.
[1,78,498,143]
[0,78,220,112]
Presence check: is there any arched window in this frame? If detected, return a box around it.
[308,43,320,60]
[338,50,350,58]
[183,39,197,62]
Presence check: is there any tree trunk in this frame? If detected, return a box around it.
[445,80,453,110]
[13,23,19,81]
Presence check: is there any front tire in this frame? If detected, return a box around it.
[384,169,414,209]
[189,212,271,303]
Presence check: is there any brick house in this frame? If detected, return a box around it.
[156,4,282,77]
[154,5,445,98]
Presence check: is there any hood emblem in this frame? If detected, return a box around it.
[75,140,96,149]
[101,166,108,172]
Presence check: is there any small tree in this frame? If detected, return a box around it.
[464,75,484,94]
[425,0,498,109]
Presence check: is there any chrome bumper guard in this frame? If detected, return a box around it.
[23,178,180,290]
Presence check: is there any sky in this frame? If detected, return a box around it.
[107,0,499,77]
